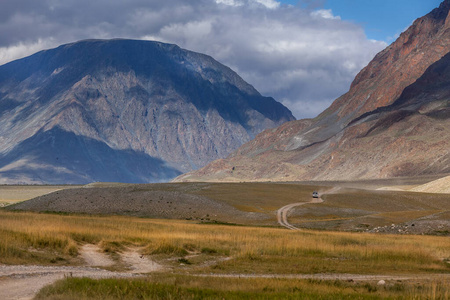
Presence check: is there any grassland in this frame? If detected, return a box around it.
[289,188,450,233]
[1,210,449,273]
[1,180,449,298]
[191,182,329,213]
[0,209,449,298]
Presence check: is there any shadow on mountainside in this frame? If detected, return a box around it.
[0,127,181,184]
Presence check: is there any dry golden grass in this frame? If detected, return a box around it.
[290,188,450,231]
[0,210,449,276]
[191,182,329,213]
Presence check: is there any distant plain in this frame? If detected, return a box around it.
[4,175,449,232]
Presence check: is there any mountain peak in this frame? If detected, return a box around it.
[0,39,294,184]
[432,0,450,20]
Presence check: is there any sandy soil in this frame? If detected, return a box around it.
[411,175,450,193]
[121,248,163,273]
[80,244,115,267]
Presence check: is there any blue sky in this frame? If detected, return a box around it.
[282,0,443,42]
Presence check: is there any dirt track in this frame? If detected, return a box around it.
[277,198,324,230]
[277,188,339,230]
[0,245,159,300]
[0,264,137,300]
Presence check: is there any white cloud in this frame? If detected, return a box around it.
[311,9,341,20]
[0,38,58,66]
[160,20,213,43]
[216,0,243,6]
[0,0,387,119]
[216,0,280,8]
[253,0,280,9]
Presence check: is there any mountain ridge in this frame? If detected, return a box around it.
[0,39,294,184]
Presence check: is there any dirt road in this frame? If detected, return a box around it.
[277,196,324,230]
[277,188,342,230]
[0,265,137,300]
[0,244,160,300]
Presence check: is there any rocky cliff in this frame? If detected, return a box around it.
[0,39,294,184]
[176,0,450,182]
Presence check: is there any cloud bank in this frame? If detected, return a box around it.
[0,0,386,118]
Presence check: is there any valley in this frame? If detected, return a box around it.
[0,178,449,299]
[5,176,449,232]
[1,1,450,299]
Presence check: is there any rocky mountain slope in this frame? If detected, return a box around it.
[176,0,450,182]
[0,39,294,184]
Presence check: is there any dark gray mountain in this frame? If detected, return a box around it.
[0,39,294,184]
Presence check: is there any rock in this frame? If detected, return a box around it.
[377,280,386,286]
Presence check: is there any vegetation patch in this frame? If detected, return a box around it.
[99,240,126,254]
[145,242,189,256]
[35,276,450,300]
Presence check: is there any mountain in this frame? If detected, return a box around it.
[0,39,294,184]
[175,0,450,182]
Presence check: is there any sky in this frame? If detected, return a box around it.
[0,0,444,119]
[284,0,443,42]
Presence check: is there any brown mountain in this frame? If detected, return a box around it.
[175,1,450,182]
[0,39,294,184]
